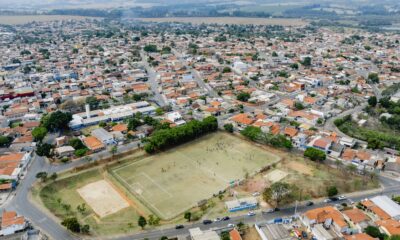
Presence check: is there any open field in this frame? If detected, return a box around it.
[0,15,99,25]
[137,17,308,26]
[109,132,280,219]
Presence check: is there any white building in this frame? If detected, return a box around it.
[188,227,219,240]
[0,211,27,236]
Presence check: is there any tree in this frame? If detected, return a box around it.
[127,117,142,131]
[368,96,377,107]
[301,57,312,66]
[110,145,118,160]
[241,126,262,141]
[237,92,251,102]
[148,214,160,226]
[138,216,147,229]
[36,172,48,182]
[304,148,326,162]
[77,203,86,214]
[32,127,47,142]
[184,211,192,222]
[50,172,58,181]
[69,138,85,150]
[155,108,164,116]
[224,123,234,133]
[326,186,338,197]
[40,111,72,132]
[263,182,293,207]
[61,217,81,233]
[36,143,54,157]
[294,102,305,110]
[222,67,231,73]
[364,225,387,239]
[144,44,158,52]
[81,224,90,234]
[0,136,11,147]
[74,148,87,157]
[368,73,379,84]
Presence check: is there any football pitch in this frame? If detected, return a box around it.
[109,132,280,219]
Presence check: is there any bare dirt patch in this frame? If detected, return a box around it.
[264,169,288,183]
[77,180,129,218]
[287,161,313,175]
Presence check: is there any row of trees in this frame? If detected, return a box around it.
[240,126,293,150]
[144,116,218,153]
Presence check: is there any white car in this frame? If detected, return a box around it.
[323,198,332,203]
[247,211,256,216]
[227,223,235,228]
[338,195,347,200]
[214,218,221,222]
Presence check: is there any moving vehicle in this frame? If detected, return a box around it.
[306,201,314,206]
[222,216,230,221]
[175,225,184,229]
[247,211,256,216]
[227,223,235,228]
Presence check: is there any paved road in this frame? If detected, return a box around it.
[140,51,167,107]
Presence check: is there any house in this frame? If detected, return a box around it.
[83,136,105,152]
[361,200,391,220]
[56,136,68,147]
[166,111,186,126]
[303,206,348,233]
[340,137,356,148]
[370,196,400,220]
[254,223,293,240]
[55,146,75,157]
[344,233,378,240]
[0,211,27,236]
[188,227,219,240]
[376,219,400,236]
[91,128,116,145]
[284,127,298,139]
[229,229,242,240]
[311,224,338,240]
[225,197,258,212]
[342,208,371,231]
[230,113,254,129]
[329,142,345,158]
[0,153,31,181]
[312,137,333,152]
[112,124,128,134]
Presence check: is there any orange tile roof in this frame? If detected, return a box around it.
[270,123,280,135]
[231,113,254,125]
[83,136,104,151]
[342,149,357,161]
[112,124,128,132]
[313,138,332,149]
[1,211,25,228]
[376,219,400,236]
[370,206,391,220]
[343,208,369,224]
[304,206,347,228]
[344,233,377,240]
[284,127,298,138]
[229,229,242,240]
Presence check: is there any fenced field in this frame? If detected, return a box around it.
[109,132,280,219]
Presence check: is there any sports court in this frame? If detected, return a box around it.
[77,180,130,218]
[109,132,280,219]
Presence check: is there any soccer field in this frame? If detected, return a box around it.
[109,132,280,219]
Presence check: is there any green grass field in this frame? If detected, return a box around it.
[109,132,280,219]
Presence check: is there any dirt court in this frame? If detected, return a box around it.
[109,132,280,219]
[287,161,313,175]
[77,180,129,218]
[264,169,288,183]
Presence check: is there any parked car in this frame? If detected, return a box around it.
[324,198,331,203]
[302,231,308,238]
[175,225,184,229]
[330,197,339,202]
[214,218,221,222]
[306,201,314,206]
[338,195,347,200]
[203,220,212,225]
[247,211,256,216]
[348,199,355,205]
[227,223,235,228]
[262,208,275,214]
[274,208,280,211]
[252,192,260,197]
